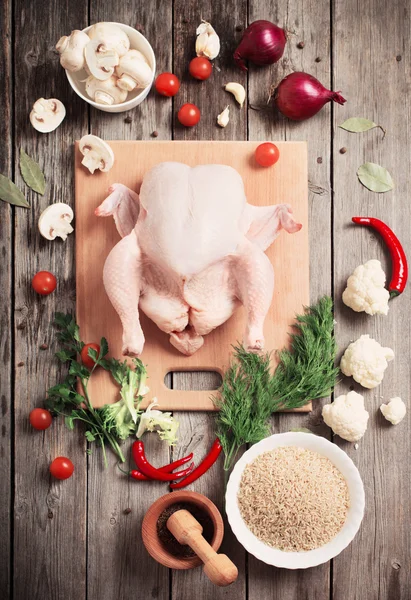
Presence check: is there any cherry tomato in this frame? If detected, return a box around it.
[155,72,180,97]
[255,143,280,167]
[50,457,74,480]
[32,271,57,295]
[80,343,100,370]
[189,57,212,80]
[177,103,201,127]
[29,408,52,430]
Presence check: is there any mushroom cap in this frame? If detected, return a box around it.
[30,98,66,133]
[78,135,115,174]
[38,203,74,241]
[85,75,128,105]
[84,39,119,81]
[87,22,130,57]
[56,30,90,72]
[115,49,152,90]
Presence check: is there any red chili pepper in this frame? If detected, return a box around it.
[132,441,194,481]
[170,438,222,489]
[352,217,408,298]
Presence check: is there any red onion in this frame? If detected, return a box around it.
[234,20,286,71]
[275,72,346,121]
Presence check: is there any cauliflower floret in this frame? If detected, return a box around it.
[380,397,406,425]
[342,259,390,316]
[322,391,369,442]
[340,334,394,389]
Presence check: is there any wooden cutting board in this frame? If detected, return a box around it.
[75,141,309,411]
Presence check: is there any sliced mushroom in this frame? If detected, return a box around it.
[56,30,91,72]
[79,135,114,174]
[84,39,119,81]
[87,22,130,58]
[85,75,128,105]
[115,49,152,91]
[38,203,74,241]
[30,98,66,133]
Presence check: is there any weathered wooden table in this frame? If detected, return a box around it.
[1,1,410,599]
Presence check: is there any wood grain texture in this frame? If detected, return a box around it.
[86,3,172,600]
[332,0,411,598]
[247,0,333,597]
[0,0,12,597]
[75,140,309,411]
[12,1,88,599]
[172,4,247,598]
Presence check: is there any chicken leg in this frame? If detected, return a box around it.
[232,237,274,352]
[103,230,145,356]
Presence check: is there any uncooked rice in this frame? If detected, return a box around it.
[237,446,350,552]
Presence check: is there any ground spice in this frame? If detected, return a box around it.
[157,502,214,558]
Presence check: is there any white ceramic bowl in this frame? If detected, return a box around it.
[226,432,365,569]
[65,22,156,113]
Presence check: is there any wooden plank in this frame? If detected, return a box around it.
[332,0,411,597]
[86,3,172,600]
[12,2,88,599]
[75,140,310,411]
[247,0,333,597]
[172,2,247,599]
[0,0,12,597]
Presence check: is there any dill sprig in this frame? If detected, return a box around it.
[214,296,339,470]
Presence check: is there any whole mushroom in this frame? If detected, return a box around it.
[115,49,152,91]
[87,22,130,57]
[56,30,91,72]
[85,75,128,105]
[30,98,66,133]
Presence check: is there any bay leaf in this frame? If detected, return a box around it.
[339,117,376,132]
[357,162,394,193]
[0,174,30,208]
[20,149,46,195]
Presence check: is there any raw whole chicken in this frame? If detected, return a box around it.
[96,162,302,356]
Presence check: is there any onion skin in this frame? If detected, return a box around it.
[234,20,287,71]
[275,72,346,121]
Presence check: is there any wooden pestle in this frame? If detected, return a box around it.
[166,509,238,587]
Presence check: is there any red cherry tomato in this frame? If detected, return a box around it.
[255,143,280,167]
[32,271,57,295]
[80,343,100,370]
[50,457,74,480]
[177,103,201,127]
[29,408,52,430]
[155,72,180,97]
[189,57,212,80]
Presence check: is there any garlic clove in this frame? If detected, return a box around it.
[196,20,220,60]
[79,135,114,174]
[38,203,74,241]
[217,105,230,128]
[30,98,66,133]
[225,82,246,108]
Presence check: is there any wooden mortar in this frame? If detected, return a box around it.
[141,491,224,570]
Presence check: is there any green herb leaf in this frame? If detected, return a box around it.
[65,416,75,430]
[357,162,394,193]
[19,149,46,195]
[0,174,30,208]
[339,117,385,137]
[85,431,96,442]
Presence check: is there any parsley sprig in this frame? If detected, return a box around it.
[45,313,145,467]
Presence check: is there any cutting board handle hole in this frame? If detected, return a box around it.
[165,371,223,391]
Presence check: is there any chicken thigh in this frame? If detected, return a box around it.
[96,162,302,356]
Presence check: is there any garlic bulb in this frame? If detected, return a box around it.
[196,21,220,60]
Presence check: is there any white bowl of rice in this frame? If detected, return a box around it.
[225,432,365,569]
